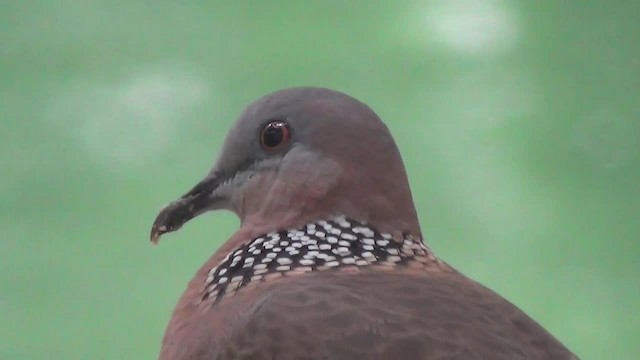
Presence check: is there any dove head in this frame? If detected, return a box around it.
[151,87,421,243]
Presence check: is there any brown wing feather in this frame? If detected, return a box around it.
[215,271,578,360]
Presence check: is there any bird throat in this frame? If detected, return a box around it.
[201,216,436,305]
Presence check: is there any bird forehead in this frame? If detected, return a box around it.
[237,87,376,132]
[219,94,390,176]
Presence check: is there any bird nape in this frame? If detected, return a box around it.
[150,87,580,360]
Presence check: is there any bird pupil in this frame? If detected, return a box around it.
[263,124,283,147]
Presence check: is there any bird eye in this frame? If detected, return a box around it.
[260,120,290,150]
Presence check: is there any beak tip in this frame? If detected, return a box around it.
[150,234,160,245]
[149,172,222,245]
[149,224,168,245]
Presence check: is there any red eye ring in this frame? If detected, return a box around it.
[260,120,290,150]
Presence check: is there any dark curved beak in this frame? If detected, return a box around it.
[150,171,227,244]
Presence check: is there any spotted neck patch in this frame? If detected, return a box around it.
[202,216,434,304]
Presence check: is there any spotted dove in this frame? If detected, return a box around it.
[150,87,579,360]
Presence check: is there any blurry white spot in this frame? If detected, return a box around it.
[418,0,518,55]
[48,68,209,170]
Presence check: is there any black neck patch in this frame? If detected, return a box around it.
[202,216,432,303]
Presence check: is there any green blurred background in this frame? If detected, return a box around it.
[2,1,639,359]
